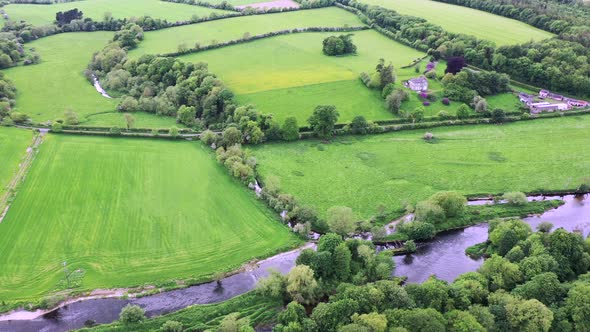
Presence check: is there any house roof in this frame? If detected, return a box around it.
[408,76,428,84]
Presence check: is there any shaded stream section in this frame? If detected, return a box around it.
[1,195,587,332]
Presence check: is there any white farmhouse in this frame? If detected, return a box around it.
[404,76,429,92]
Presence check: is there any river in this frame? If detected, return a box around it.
[394,194,589,283]
[0,195,586,332]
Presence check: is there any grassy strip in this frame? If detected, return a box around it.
[380,200,563,243]
[436,200,563,232]
[465,241,488,259]
[78,292,282,331]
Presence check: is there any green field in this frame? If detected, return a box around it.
[0,127,32,196]
[0,135,299,301]
[1,0,228,27]
[180,29,425,123]
[3,32,117,123]
[358,0,554,46]
[129,8,365,57]
[253,116,590,220]
[236,80,390,124]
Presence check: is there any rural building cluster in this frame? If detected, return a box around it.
[519,90,589,114]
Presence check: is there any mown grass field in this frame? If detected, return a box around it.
[0,135,299,301]
[1,0,228,27]
[0,127,31,196]
[253,116,590,219]
[180,29,425,123]
[129,8,365,57]
[358,0,553,46]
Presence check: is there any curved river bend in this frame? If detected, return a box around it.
[0,195,587,332]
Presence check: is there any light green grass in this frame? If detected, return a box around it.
[1,0,228,27]
[236,80,390,124]
[179,29,424,122]
[3,32,118,123]
[0,127,32,196]
[82,112,184,128]
[130,7,365,57]
[358,0,554,46]
[0,135,299,301]
[253,116,590,220]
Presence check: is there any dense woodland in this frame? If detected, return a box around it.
[265,223,590,332]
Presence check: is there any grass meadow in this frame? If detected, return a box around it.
[253,116,590,220]
[0,135,299,301]
[2,32,180,127]
[0,127,31,196]
[359,0,553,46]
[3,32,117,123]
[180,29,425,123]
[1,0,228,27]
[129,8,365,57]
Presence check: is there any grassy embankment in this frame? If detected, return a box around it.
[384,200,564,242]
[252,116,590,220]
[358,0,554,46]
[79,293,281,332]
[0,135,300,302]
[0,0,228,27]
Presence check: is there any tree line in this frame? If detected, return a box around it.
[337,0,590,98]
[268,221,590,331]
[0,72,18,125]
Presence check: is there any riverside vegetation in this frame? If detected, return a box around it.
[0,0,589,330]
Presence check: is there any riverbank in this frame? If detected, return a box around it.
[0,242,312,324]
[378,199,563,246]
[3,195,586,331]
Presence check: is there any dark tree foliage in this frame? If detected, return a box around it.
[307,105,339,139]
[55,8,83,26]
[0,72,17,121]
[322,34,356,56]
[274,227,590,332]
[339,0,590,97]
[445,56,466,75]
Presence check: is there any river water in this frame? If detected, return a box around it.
[394,194,589,283]
[1,195,587,332]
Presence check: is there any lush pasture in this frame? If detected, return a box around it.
[180,29,425,123]
[358,0,553,46]
[3,32,117,123]
[130,8,365,57]
[253,116,590,219]
[236,80,390,124]
[0,135,299,301]
[1,0,227,27]
[0,127,31,196]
